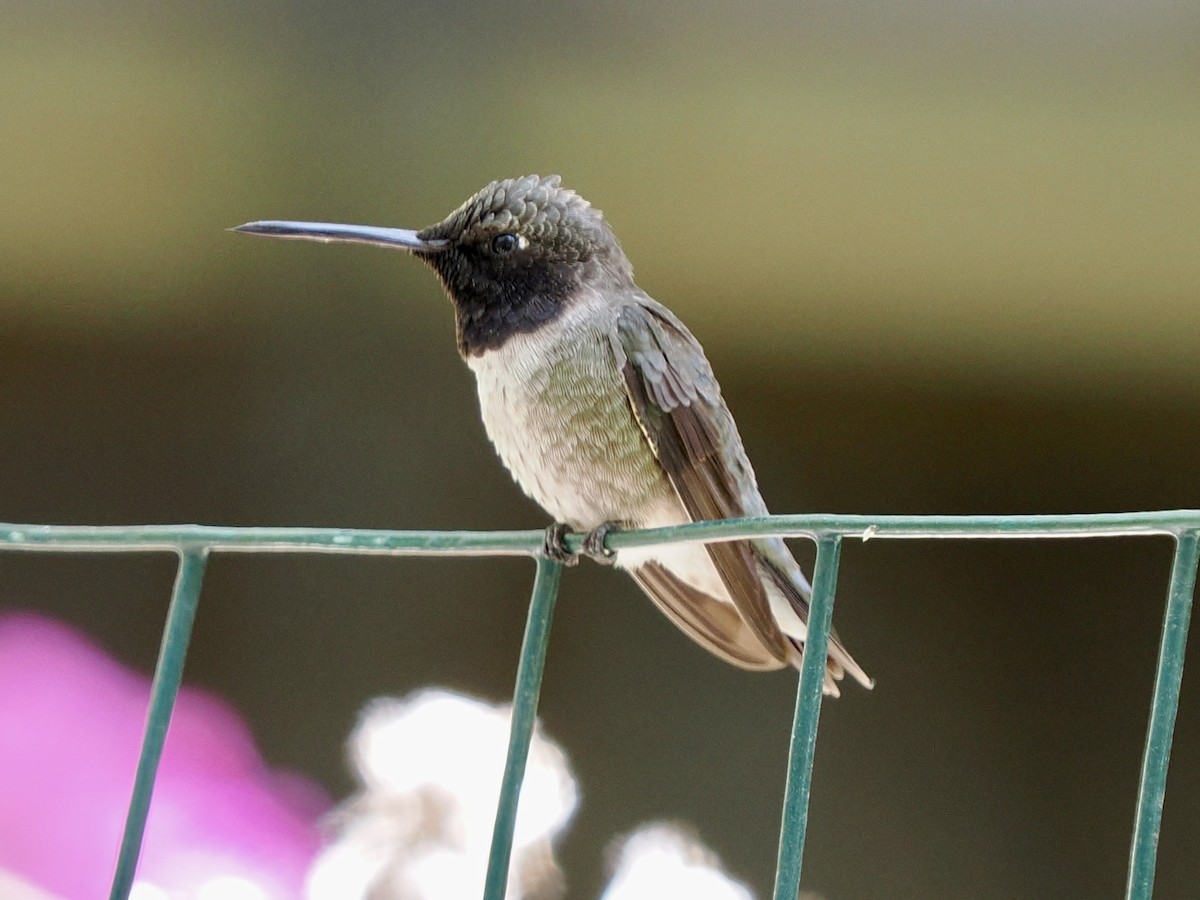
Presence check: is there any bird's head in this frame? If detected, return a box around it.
[234,175,633,354]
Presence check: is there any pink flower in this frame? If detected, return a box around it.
[0,612,328,899]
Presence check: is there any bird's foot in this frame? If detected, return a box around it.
[542,522,580,566]
[582,521,620,565]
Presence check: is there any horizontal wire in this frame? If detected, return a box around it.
[1,510,1199,557]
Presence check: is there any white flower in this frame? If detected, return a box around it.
[601,823,756,900]
[306,689,577,900]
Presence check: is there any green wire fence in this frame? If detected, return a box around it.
[2,511,1197,899]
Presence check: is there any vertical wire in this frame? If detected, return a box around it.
[109,549,209,900]
[774,534,842,900]
[483,555,564,900]
[1126,530,1199,899]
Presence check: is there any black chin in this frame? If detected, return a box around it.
[431,254,579,356]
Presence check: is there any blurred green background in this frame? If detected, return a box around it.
[3,2,1199,897]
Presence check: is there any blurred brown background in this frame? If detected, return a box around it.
[2,2,1199,897]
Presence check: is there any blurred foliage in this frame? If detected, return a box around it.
[2,2,1197,389]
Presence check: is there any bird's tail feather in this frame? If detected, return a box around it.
[756,549,875,693]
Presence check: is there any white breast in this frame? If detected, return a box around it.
[464,293,680,531]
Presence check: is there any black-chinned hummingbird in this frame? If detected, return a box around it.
[235,175,871,695]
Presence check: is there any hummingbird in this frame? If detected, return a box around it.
[235,175,871,695]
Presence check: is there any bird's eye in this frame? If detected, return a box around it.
[491,233,519,254]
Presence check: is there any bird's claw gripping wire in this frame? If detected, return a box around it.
[542,521,619,566]
[581,521,618,565]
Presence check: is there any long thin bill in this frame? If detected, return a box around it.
[231,220,447,253]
